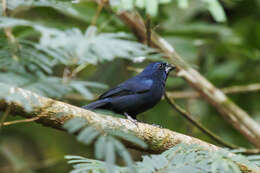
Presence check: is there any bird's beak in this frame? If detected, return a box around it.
[165,63,176,74]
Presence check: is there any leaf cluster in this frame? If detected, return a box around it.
[108,0,226,21]
[63,117,260,173]
[66,143,260,173]
[0,0,157,109]
[63,117,147,173]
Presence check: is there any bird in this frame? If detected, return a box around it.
[82,62,175,124]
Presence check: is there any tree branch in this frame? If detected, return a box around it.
[167,83,260,99]
[0,84,219,153]
[114,11,260,148]
[0,84,259,173]
[2,117,40,126]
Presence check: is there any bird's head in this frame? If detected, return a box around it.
[140,62,176,80]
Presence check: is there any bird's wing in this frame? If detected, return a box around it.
[99,78,153,99]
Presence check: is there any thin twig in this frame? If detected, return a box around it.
[2,117,40,126]
[91,0,106,26]
[71,63,89,78]
[2,0,7,16]
[2,0,19,61]
[2,0,14,42]
[167,83,260,99]
[164,93,237,149]
[145,14,151,46]
[0,106,10,131]
[62,64,89,84]
[164,93,260,155]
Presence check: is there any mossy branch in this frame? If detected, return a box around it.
[0,84,219,153]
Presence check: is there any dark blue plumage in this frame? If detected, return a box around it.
[82,62,175,122]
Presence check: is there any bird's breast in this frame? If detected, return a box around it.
[142,81,164,104]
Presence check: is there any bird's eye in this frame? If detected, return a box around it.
[158,63,164,69]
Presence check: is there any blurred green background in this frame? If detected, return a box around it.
[1,0,260,172]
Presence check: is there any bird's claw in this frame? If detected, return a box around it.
[124,113,138,126]
[151,123,161,128]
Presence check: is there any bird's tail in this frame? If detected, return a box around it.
[82,99,109,110]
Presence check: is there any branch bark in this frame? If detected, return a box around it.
[115,11,260,148]
[0,84,259,173]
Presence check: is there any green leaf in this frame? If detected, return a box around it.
[135,0,145,8]
[77,127,100,145]
[110,0,172,17]
[177,0,189,9]
[121,0,134,10]
[202,0,227,22]
[70,82,94,100]
[105,137,116,173]
[94,136,107,160]
[146,0,159,16]
[112,138,135,172]
[63,117,87,134]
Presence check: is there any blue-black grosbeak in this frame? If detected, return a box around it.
[83,62,175,123]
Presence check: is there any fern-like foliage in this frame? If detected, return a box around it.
[66,143,260,173]
[0,36,106,100]
[0,17,155,64]
[63,117,260,173]
[65,155,128,173]
[63,117,147,173]
[2,0,226,22]
[247,155,260,167]
[0,16,156,109]
[0,0,226,112]
[108,0,226,22]
[1,0,76,16]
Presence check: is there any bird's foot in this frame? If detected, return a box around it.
[151,123,161,128]
[124,113,138,126]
